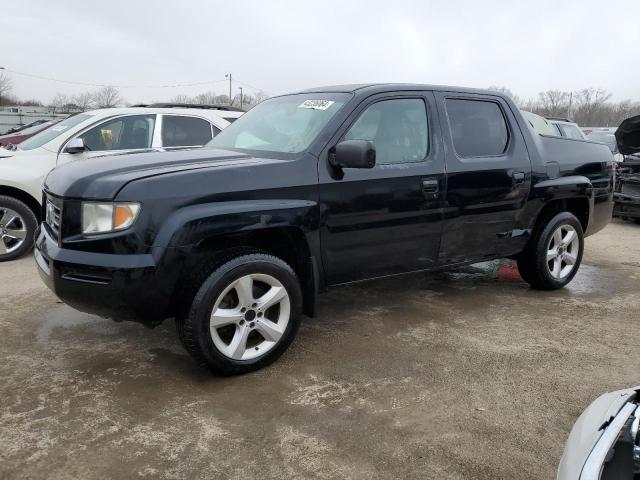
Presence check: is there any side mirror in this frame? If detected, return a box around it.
[330,140,376,169]
[65,137,86,154]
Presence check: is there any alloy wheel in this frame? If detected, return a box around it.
[209,273,291,361]
[0,207,27,256]
[546,224,580,280]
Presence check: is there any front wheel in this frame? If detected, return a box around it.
[176,253,303,375]
[0,196,37,262]
[517,212,584,290]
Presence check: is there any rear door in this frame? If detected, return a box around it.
[319,92,446,284]
[435,93,531,262]
[159,114,219,150]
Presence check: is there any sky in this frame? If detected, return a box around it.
[2,0,639,105]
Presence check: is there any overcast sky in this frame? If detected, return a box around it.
[3,0,639,104]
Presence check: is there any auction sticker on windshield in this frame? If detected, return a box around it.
[298,100,335,110]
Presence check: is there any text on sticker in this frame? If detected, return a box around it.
[298,100,335,111]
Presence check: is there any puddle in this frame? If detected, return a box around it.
[36,304,117,345]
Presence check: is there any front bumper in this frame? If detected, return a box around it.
[34,225,177,326]
[613,193,640,219]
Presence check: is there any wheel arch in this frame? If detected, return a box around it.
[177,226,318,318]
[530,175,593,234]
[0,185,42,221]
[534,197,590,234]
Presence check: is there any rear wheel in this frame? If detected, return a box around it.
[176,252,302,375]
[517,212,584,290]
[0,196,37,262]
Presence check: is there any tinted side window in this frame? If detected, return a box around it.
[81,115,155,151]
[162,116,213,147]
[344,98,428,164]
[446,99,509,157]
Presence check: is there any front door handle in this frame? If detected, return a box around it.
[422,178,440,199]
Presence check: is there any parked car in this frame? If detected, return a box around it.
[586,128,619,153]
[613,115,640,223]
[0,105,233,261]
[0,120,58,148]
[35,83,614,375]
[547,117,587,140]
[557,385,639,480]
[521,110,558,136]
[3,119,49,135]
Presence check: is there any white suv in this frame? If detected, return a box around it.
[0,105,238,261]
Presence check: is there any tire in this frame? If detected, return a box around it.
[517,212,584,290]
[176,252,303,376]
[0,195,38,262]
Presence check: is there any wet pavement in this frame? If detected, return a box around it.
[1,219,639,479]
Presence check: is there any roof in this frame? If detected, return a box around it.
[295,83,503,97]
[72,106,233,127]
[130,103,245,112]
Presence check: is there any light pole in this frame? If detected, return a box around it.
[225,73,232,106]
[239,87,243,109]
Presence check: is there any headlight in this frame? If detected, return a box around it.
[82,202,141,234]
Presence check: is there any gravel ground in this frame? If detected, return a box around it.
[1,219,639,479]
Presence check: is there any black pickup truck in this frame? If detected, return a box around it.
[35,84,614,375]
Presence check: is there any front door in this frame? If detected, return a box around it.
[319,92,446,284]
[57,114,157,165]
[434,93,532,262]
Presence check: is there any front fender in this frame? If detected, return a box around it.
[153,199,318,248]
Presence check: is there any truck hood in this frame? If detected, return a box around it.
[615,115,640,155]
[44,147,264,200]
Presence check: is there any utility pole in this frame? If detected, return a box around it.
[567,91,573,120]
[225,73,232,106]
[239,87,243,110]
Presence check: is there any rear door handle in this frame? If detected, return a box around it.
[422,178,440,199]
[513,171,525,185]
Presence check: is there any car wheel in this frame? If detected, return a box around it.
[0,196,37,262]
[176,252,303,375]
[517,212,584,290]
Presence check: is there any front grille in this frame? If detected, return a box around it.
[45,196,62,240]
[621,182,640,197]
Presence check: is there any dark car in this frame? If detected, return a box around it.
[3,119,49,135]
[35,83,614,375]
[0,121,57,148]
[613,115,640,223]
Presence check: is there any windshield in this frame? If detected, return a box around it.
[208,93,351,153]
[19,114,93,151]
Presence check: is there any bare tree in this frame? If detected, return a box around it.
[535,90,571,118]
[92,86,123,108]
[193,91,217,105]
[214,94,230,105]
[572,88,612,126]
[49,93,70,110]
[170,94,192,104]
[253,90,268,104]
[72,91,94,111]
[487,86,521,107]
[0,73,14,106]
